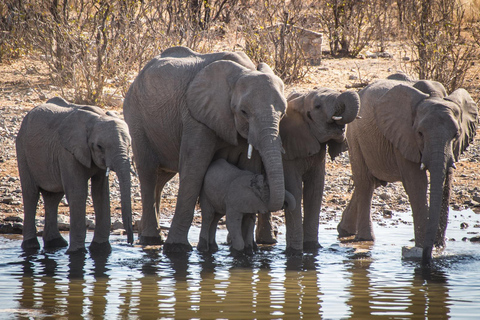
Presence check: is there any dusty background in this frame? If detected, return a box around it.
[1,43,479,236]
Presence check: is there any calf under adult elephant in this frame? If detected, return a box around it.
[337,77,478,266]
[123,46,287,252]
[16,97,134,253]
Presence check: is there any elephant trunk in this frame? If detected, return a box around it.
[114,157,134,244]
[255,115,285,212]
[284,190,296,210]
[422,152,449,266]
[332,91,361,125]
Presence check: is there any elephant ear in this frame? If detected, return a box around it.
[445,88,478,160]
[374,84,429,163]
[186,60,247,146]
[280,96,321,160]
[58,107,99,168]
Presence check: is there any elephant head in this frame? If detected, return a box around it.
[58,104,134,244]
[374,84,478,265]
[186,61,287,212]
[281,88,361,160]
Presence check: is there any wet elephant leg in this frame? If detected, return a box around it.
[400,162,428,248]
[164,122,217,252]
[90,173,111,253]
[255,212,277,244]
[243,214,256,255]
[353,177,376,242]
[20,183,41,250]
[65,181,89,253]
[198,198,215,252]
[42,191,68,248]
[302,158,325,251]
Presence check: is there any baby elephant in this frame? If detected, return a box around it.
[16,97,134,253]
[198,159,295,255]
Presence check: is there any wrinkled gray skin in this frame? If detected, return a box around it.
[16,97,134,253]
[123,46,287,252]
[337,74,478,266]
[276,88,360,255]
[198,159,295,255]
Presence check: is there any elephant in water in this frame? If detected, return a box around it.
[337,74,478,266]
[123,46,287,252]
[198,159,295,255]
[16,97,134,253]
[274,88,360,255]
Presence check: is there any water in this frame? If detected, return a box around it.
[1,210,480,319]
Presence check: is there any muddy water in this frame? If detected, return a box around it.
[1,210,480,319]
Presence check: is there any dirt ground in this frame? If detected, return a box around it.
[1,42,480,234]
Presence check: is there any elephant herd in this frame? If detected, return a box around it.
[15,46,478,266]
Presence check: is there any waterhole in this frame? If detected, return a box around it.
[1,210,479,319]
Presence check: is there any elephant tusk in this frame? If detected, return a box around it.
[356,115,362,119]
[281,146,286,154]
[420,163,426,171]
[451,163,457,169]
[247,144,253,160]
[332,116,343,121]
[106,167,110,177]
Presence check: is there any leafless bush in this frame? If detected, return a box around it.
[238,1,311,84]
[402,0,477,92]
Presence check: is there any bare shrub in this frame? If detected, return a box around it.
[402,0,477,92]
[238,0,311,84]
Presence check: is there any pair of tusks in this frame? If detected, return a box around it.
[420,163,457,170]
[247,143,285,160]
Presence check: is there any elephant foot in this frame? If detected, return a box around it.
[285,247,303,257]
[337,224,356,238]
[21,237,40,251]
[303,241,322,252]
[230,247,245,257]
[244,245,256,256]
[89,241,112,255]
[353,235,375,242]
[66,245,87,254]
[255,234,277,245]
[44,236,68,248]
[139,235,163,246]
[163,242,192,253]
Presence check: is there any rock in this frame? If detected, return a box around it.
[86,218,95,230]
[402,246,423,259]
[4,215,23,222]
[383,209,393,218]
[111,220,124,230]
[460,222,469,229]
[470,236,480,242]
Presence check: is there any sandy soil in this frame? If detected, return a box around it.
[1,44,479,234]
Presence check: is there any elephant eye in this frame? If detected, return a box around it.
[241,110,249,118]
[97,144,104,151]
[314,104,321,109]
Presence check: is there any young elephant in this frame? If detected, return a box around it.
[16,97,134,253]
[278,88,360,255]
[198,159,295,255]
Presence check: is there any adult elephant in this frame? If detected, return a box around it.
[123,46,287,252]
[278,88,360,255]
[16,97,134,253]
[337,76,478,266]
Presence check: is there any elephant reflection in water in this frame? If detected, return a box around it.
[343,254,450,317]
[337,73,478,265]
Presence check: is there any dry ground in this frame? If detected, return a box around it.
[1,43,480,233]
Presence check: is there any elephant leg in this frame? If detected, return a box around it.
[164,123,217,252]
[337,191,359,237]
[209,213,223,252]
[400,161,429,248]
[353,178,376,242]
[42,191,68,248]
[243,214,256,255]
[284,172,303,256]
[302,157,325,252]
[20,180,41,250]
[255,212,277,244]
[198,198,215,252]
[226,211,245,254]
[90,173,111,253]
[64,181,89,253]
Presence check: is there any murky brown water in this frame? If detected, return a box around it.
[1,210,480,319]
